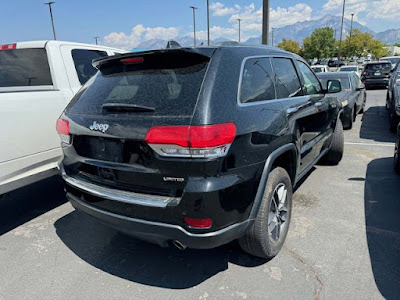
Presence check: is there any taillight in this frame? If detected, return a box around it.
[145,123,236,158]
[0,43,16,50]
[121,57,144,64]
[56,118,70,144]
[184,218,212,229]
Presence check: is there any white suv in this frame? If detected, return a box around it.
[0,40,126,194]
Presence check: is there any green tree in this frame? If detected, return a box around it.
[302,27,335,59]
[277,38,301,55]
[342,29,389,58]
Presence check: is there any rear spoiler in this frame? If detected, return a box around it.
[92,48,215,69]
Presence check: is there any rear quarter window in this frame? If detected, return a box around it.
[0,48,52,87]
[71,49,108,85]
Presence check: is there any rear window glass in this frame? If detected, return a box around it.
[312,67,324,73]
[72,49,108,85]
[319,77,350,90]
[340,67,357,72]
[239,57,275,103]
[68,52,209,117]
[0,48,52,87]
[365,63,391,71]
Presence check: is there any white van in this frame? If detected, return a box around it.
[0,40,126,194]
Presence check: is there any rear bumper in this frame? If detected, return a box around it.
[67,193,251,249]
[363,78,389,86]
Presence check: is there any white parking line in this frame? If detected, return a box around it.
[345,142,395,147]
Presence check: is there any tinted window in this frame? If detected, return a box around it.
[319,77,350,90]
[71,49,108,84]
[349,74,357,90]
[340,66,357,72]
[365,63,391,71]
[297,61,322,95]
[68,53,209,117]
[240,57,275,103]
[272,58,303,99]
[312,67,324,73]
[0,48,52,87]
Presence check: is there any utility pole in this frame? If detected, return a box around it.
[44,2,57,40]
[237,19,242,43]
[262,0,270,45]
[207,0,210,45]
[338,0,346,61]
[271,27,276,46]
[350,13,354,38]
[94,36,99,45]
[190,6,198,46]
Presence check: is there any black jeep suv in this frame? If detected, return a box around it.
[57,45,344,258]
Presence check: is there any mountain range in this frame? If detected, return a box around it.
[134,14,400,50]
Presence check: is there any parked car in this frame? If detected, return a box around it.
[57,45,344,259]
[361,61,392,89]
[311,65,329,73]
[387,60,400,132]
[317,72,366,129]
[338,65,361,77]
[380,56,400,70]
[328,59,345,68]
[0,41,126,195]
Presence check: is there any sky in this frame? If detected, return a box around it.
[0,0,399,49]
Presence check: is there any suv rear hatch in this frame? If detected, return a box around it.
[363,62,391,79]
[63,50,212,197]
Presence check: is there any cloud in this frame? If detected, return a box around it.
[210,2,241,16]
[103,24,179,49]
[228,3,313,32]
[323,0,400,22]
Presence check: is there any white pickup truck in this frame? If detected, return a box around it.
[0,40,126,194]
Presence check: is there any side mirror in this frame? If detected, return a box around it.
[327,79,342,93]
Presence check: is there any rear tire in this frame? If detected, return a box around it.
[239,167,292,259]
[322,119,344,165]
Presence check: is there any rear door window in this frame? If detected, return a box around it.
[239,57,276,103]
[68,52,210,117]
[271,58,303,99]
[71,49,108,85]
[0,48,52,87]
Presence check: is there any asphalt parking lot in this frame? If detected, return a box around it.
[0,89,399,300]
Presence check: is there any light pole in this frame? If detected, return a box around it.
[94,36,99,45]
[207,0,210,45]
[348,13,354,58]
[237,19,242,43]
[44,2,57,40]
[262,0,270,45]
[190,6,198,46]
[338,0,346,61]
[271,27,276,46]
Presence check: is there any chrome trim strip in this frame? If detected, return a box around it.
[68,193,251,238]
[63,174,181,208]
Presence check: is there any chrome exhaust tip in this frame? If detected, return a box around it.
[172,240,187,250]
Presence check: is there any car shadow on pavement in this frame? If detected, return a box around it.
[364,157,400,300]
[0,176,66,236]
[360,106,396,143]
[54,211,268,289]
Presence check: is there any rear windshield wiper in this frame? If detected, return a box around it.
[102,103,155,112]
